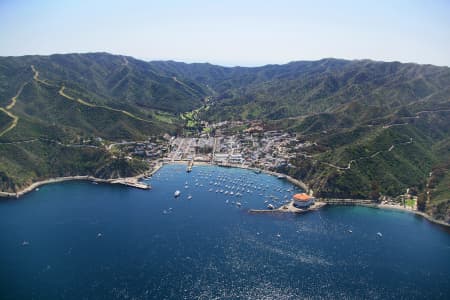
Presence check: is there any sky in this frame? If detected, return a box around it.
[1,0,449,66]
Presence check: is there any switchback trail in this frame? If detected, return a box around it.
[58,86,154,123]
[0,83,27,137]
[0,108,19,137]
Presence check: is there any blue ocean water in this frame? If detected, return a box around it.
[0,164,449,299]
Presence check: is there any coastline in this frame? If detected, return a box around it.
[359,203,450,228]
[0,165,159,199]
[1,161,448,228]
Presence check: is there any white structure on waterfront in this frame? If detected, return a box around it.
[292,193,315,208]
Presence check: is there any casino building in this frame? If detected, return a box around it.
[292,193,315,208]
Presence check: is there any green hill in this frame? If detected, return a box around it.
[0,53,207,192]
[1,53,449,222]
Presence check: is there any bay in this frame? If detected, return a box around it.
[0,164,449,299]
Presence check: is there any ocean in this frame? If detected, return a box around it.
[0,164,449,299]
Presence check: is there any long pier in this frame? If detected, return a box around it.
[321,198,374,205]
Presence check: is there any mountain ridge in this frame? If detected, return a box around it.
[0,52,448,222]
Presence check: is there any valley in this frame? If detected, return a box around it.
[0,52,449,223]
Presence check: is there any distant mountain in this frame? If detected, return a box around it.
[0,53,449,222]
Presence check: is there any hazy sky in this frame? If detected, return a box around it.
[1,0,449,66]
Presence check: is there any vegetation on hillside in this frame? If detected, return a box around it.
[0,53,449,222]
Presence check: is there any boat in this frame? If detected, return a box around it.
[187,195,192,200]
[21,241,30,246]
[236,202,242,207]
[376,232,383,237]
[267,204,275,210]
[277,175,286,179]
[348,229,353,233]
[276,233,281,238]
[174,190,181,197]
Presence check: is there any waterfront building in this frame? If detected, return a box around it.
[293,193,315,208]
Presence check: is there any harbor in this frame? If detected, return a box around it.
[2,163,450,300]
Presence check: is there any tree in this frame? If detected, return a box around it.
[417,192,427,212]
[370,181,381,202]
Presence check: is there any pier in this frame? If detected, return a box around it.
[249,200,326,214]
[110,178,151,190]
[321,198,374,205]
[187,160,193,172]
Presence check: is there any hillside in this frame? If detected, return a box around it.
[0,53,449,222]
[151,58,450,221]
[0,53,207,192]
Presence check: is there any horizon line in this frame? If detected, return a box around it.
[1,51,449,69]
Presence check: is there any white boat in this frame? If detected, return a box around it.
[376,232,383,237]
[21,241,30,246]
[348,229,353,233]
[236,202,242,207]
[187,195,192,200]
[174,190,181,197]
[267,204,275,210]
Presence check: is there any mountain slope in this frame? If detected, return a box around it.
[151,59,450,221]
[0,53,208,192]
[0,53,449,222]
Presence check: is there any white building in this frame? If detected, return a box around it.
[292,193,315,208]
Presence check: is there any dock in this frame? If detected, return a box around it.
[110,178,151,190]
[249,200,326,214]
[187,160,193,172]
